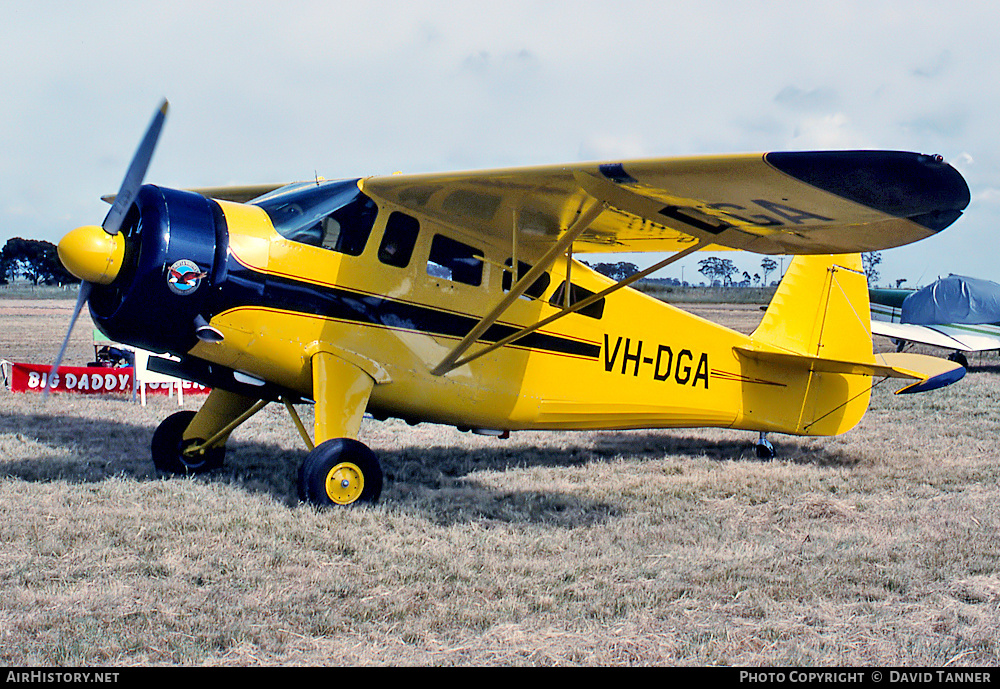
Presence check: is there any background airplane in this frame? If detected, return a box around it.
[871,274,1000,368]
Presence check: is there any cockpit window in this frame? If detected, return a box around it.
[252,179,377,256]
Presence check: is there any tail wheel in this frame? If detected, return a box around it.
[298,438,383,507]
[151,410,226,474]
[754,432,776,460]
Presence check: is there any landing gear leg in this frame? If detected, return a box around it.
[151,389,264,474]
[755,431,776,460]
[298,351,382,507]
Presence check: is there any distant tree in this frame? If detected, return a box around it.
[0,248,14,284]
[862,252,882,286]
[697,256,739,286]
[0,237,80,285]
[754,273,761,285]
[588,261,640,281]
[760,257,778,284]
[895,278,908,289]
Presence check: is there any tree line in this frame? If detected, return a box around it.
[589,253,882,288]
[0,237,80,286]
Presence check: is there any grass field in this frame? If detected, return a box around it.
[1,298,999,666]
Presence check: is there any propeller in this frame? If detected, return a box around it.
[45,100,169,397]
[103,100,168,235]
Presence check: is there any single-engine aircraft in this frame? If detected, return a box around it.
[871,274,1000,368]
[54,101,972,507]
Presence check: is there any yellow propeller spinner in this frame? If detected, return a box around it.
[58,224,125,284]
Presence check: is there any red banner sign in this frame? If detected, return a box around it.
[9,363,209,396]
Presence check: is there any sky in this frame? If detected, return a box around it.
[3,0,999,287]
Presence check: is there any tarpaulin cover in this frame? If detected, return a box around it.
[902,274,1000,325]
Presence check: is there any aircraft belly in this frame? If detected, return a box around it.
[532,399,735,430]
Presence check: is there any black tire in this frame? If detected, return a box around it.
[298,438,383,507]
[948,351,970,369]
[755,441,776,460]
[151,410,226,474]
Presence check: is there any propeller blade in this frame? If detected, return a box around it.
[102,99,169,235]
[44,281,93,398]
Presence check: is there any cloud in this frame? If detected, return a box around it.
[911,50,952,79]
[4,1,1000,284]
[789,114,870,149]
[774,86,839,112]
[973,188,1000,205]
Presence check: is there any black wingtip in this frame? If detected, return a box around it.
[765,150,971,232]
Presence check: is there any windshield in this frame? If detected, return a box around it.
[252,179,378,255]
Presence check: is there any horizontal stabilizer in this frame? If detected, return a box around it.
[733,347,965,394]
[877,351,967,394]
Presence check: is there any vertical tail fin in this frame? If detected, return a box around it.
[752,253,873,362]
[738,254,875,436]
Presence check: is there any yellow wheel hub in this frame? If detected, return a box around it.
[325,462,365,505]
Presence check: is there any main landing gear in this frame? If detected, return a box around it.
[151,409,226,474]
[150,397,384,508]
[150,356,384,509]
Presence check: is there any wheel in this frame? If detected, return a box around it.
[948,351,969,369]
[298,438,383,507]
[754,433,776,460]
[151,410,226,474]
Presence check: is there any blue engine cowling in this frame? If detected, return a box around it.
[89,185,229,356]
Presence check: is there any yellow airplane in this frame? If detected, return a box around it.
[55,101,971,507]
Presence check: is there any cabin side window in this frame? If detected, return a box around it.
[427,234,484,286]
[549,281,605,319]
[378,211,420,268]
[502,259,550,299]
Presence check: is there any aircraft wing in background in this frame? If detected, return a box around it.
[870,319,1000,353]
[871,279,1000,357]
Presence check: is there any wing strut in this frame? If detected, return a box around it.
[430,199,607,376]
[431,233,710,376]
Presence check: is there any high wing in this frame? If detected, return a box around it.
[103,184,285,205]
[359,150,970,255]
[871,320,1000,353]
[185,185,286,203]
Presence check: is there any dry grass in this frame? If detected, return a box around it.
[1,298,1000,666]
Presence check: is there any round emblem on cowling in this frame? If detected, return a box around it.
[167,259,208,295]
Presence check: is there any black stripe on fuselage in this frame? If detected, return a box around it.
[220,262,601,360]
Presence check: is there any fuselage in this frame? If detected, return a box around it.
[86,180,857,436]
